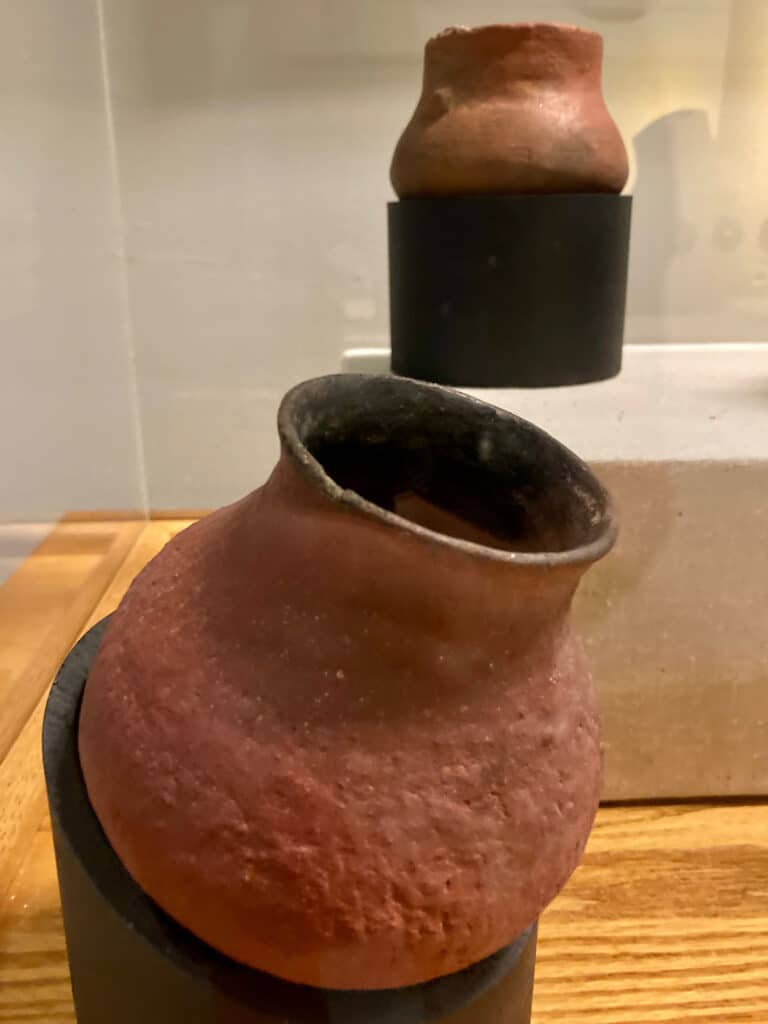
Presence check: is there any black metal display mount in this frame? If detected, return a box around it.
[389,193,632,388]
[43,620,538,1024]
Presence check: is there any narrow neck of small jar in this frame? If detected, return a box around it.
[424,28,602,95]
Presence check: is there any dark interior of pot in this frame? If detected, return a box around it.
[282,375,613,557]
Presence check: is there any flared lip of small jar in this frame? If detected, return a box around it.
[278,373,617,569]
[427,21,601,50]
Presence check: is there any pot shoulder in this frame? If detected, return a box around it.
[391,90,628,197]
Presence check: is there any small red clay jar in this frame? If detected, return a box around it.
[391,22,628,198]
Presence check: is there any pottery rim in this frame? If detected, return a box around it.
[426,22,601,48]
[277,373,617,569]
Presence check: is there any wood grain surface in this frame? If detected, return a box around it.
[0,518,766,1022]
[0,520,144,764]
[0,520,143,904]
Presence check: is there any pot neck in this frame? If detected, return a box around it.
[275,375,616,573]
[423,23,603,94]
[259,456,587,649]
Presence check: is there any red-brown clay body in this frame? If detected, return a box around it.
[78,375,615,990]
[391,23,628,197]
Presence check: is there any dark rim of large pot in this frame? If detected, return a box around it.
[278,373,616,568]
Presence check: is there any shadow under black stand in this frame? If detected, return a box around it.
[43,621,538,1024]
[389,194,632,388]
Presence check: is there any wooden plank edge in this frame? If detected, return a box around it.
[0,521,148,902]
[0,521,145,765]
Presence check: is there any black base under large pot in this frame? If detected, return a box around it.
[43,620,538,1024]
[388,193,632,388]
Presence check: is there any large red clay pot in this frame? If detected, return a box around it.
[78,374,616,991]
[391,22,628,198]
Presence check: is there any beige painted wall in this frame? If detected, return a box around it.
[0,0,145,523]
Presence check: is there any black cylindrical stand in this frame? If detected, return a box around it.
[43,621,538,1024]
[389,193,632,388]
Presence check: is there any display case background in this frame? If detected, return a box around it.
[2,0,767,518]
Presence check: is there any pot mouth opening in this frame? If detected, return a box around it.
[279,375,616,566]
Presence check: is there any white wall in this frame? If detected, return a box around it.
[0,0,145,523]
[2,0,767,520]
